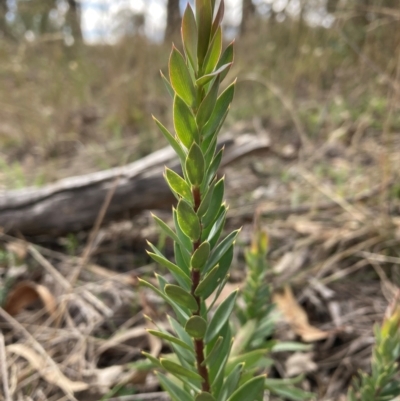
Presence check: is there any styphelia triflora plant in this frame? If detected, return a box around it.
[234,218,313,400]
[139,0,266,400]
[348,292,400,401]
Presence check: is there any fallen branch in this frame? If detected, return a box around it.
[0,134,270,236]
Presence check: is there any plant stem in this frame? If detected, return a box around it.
[191,267,210,392]
[191,185,210,392]
[193,186,201,213]
[195,338,210,392]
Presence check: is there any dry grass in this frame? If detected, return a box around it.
[1,13,399,188]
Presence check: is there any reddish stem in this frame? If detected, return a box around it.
[193,186,201,213]
[191,185,210,392]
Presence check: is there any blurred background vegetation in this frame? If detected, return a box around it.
[0,0,399,188]
[0,4,399,398]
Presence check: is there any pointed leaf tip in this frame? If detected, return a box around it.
[169,47,196,107]
[204,290,237,343]
[182,4,198,71]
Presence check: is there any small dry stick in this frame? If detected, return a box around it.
[0,330,12,401]
[70,175,121,285]
[0,307,79,401]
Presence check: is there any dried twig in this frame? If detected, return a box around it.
[232,178,394,220]
[0,308,79,401]
[0,330,12,401]
[28,244,71,291]
[298,168,366,222]
[242,74,313,152]
[70,176,121,285]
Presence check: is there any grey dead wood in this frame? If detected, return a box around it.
[0,134,270,236]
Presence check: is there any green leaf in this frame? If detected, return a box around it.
[147,329,193,351]
[165,168,192,202]
[202,177,224,228]
[168,316,192,345]
[153,116,186,162]
[146,251,191,289]
[216,41,234,82]
[191,241,210,270]
[209,245,233,294]
[157,372,193,401]
[207,326,231,388]
[207,274,229,312]
[209,325,233,396]
[156,274,190,323]
[173,208,193,253]
[264,381,315,401]
[195,392,216,401]
[141,351,163,369]
[197,77,220,130]
[207,207,227,248]
[186,143,205,186]
[226,349,268,376]
[129,357,155,371]
[173,95,199,149]
[160,70,175,99]
[151,213,180,244]
[177,199,201,242]
[196,0,212,68]
[203,26,222,75]
[139,278,188,322]
[138,278,169,306]
[185,316,207,339]
[196,63,232,87]
[197,179,216,217]
[231,320,258,356]
[203,336,222,367]
[201,127,218,158]
[167,316,196,365]
[194,264,219,298]
[161,358,203,381]
[174,242,190,275]
[182,4,198,71]
[165,284,198,311]
[203,80,236,138]
[227,375,265,401]
[211,0,225,38]
[169,46,196,107]
[171,341,197,368]
[272,342,313,353]
[250,315,275,347]
[147,240,189,276]
[204,290,238,344]
[219,363,243,401]
[204,147,223,186]
[204,230,239,273]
